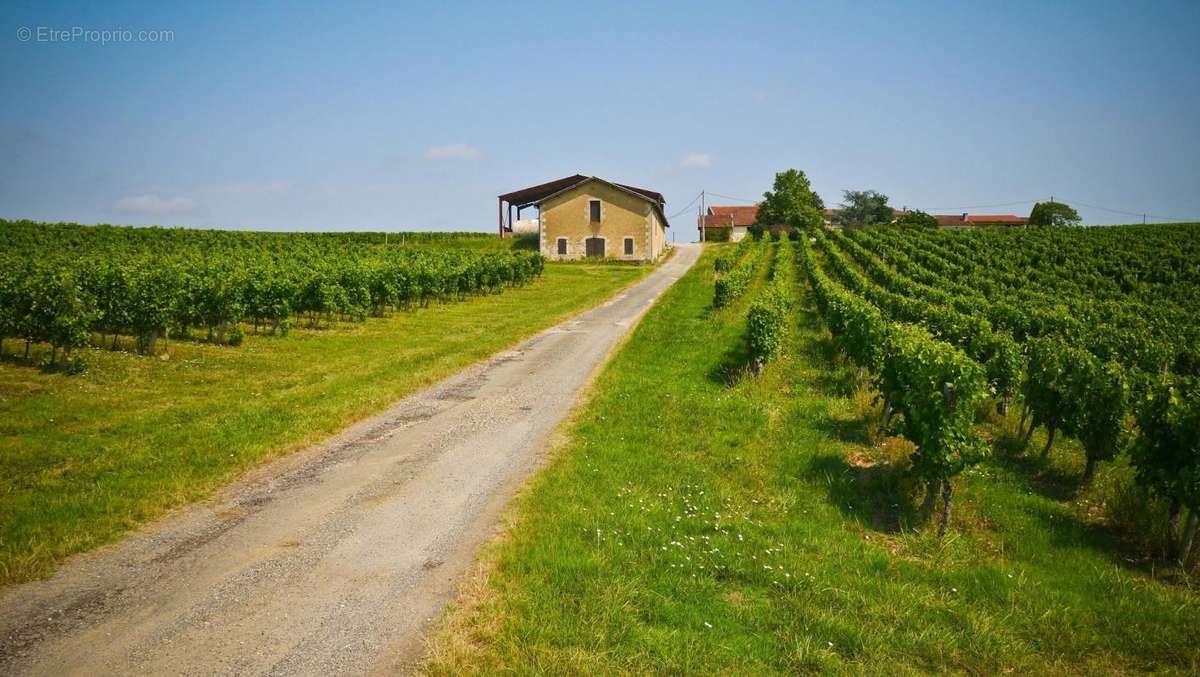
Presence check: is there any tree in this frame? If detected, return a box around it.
[895,209,938,228]
[756,169,825,231]
[1028,201,1081,226]
[837,190,893,227]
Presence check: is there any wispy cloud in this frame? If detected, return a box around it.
[424,143,482,160]
[680,152,712,169]
[115,193,197,214]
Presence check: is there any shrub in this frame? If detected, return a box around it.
[713,238,768,308]
[1131,374,1200,563]
[878,323,988,535]
[746,287,789,365]
[746,236,797,367]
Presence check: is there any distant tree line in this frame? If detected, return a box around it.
[752,173,1085,230]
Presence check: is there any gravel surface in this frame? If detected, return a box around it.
[0,244,699,676]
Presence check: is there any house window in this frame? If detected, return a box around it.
[624,237,634,256]
[556,238,567,256]
[589,199,601,223]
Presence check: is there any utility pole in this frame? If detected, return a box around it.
[698,190,706,242]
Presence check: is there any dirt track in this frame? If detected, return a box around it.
[0,244,699,676]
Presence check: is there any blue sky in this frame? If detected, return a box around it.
[2,1,1198,238]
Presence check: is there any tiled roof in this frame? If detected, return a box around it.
[705,205,759,226]
[700,214,734,228]
[499,175,664,208]
[965,214,1028,224]
[934,213,1028,225]
[499,175,670,228]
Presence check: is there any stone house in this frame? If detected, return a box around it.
[498,175,669,262]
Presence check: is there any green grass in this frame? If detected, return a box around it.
[0,263,647,586]
[425,243,1200,675]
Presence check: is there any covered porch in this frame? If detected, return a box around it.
[496,174,590,238]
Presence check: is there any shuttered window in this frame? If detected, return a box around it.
[624,237,634,256]
[557,238,567,255]
[589,199,601,223]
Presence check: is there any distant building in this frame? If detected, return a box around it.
[498,175,669,262]
[933,213,1029,227]
[699,205,757,242]
[697,200,1029,238]
[826,208,1028,227]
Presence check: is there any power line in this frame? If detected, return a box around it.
[1052,196,1195,223]
[704,191,758,204]
[909,195,1193,222]
[668,191,704,219]
[918,199,1040,211]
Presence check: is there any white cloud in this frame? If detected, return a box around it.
[424,143,482,160]
[115,193,197,214]
[680,152,712,169]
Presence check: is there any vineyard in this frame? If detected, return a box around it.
[0,220,544,369]
[425,238,1199,673]
[786,222,1200,557]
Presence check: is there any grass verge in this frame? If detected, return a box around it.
[424,243,1199,675]
[0,263,647,585]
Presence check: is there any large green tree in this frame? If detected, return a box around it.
[756,169,825,230]
[1028,201,1081,226]
[837,190,893,226]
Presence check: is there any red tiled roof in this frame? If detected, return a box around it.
[934,213,1028,225]
[700,214,734,228]
[934,214,966,226]
[706,205,759,226]
[965,214,1028,224]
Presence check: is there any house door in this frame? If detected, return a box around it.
[585,237,605,257]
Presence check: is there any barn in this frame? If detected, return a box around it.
[498,175,669,262]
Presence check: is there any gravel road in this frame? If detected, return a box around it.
[0,244,699,676]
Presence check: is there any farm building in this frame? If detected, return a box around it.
[933,213,1029,227]
[498,175,669,262]
[699,205,757,242]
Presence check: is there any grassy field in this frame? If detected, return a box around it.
[425,243,1199,675]
[0,262,647,586]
